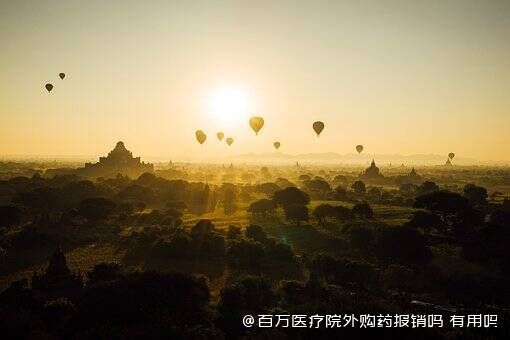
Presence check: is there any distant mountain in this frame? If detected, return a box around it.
[232,152,480,165]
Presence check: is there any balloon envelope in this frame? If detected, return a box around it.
[195,130,207,144]
[356,145,364,154]
[45,83,53,92]
[274,141,281,150]
[216,132,224,141]
[226,137,234,146]
[313,121,324,136]
[249,116,264,135]
[448,152,455,159]
[59,73,65,80]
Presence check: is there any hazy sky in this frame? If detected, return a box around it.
[1,0,509,161]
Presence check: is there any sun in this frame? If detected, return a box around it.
[206,86,252,126]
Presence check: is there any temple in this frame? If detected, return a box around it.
[78,141,154,179]
[359,159,385,182]
[32,245,83,301]
[408,167,421,181]
[395,167,422,185]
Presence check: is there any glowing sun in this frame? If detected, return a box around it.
[206,86,252,126]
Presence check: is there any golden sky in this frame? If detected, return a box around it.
[1,1,509,161]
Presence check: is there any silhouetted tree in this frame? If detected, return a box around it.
[352,202,374,219]
[218,276,276,337]
[226,225,242,240]
[223,187,237,215]
[245,224,268,243]
[273,187,310,207]
[283,205,309,225]
[333,185,348,200]
[0,205,21,228]
[375,226,432,265]
[116,184,154,204]
[463,183,488,205]
[255,182,280,197]
[488,209,510,227]
[351,180,366,195]
[13,187,63,215]
[298,174,311,182]
[414,190,469,224]
[227,239,265,269]
[313,204,337,225]
[367,187,382,200]
[247,199,276,217]
[87,263,122,286]
[302,179,331,198]
[416,181,439,196]
[75,272,211,338]
[348,226,375,253]
[399,183,417,194]
[78,197,116,223]
[405,210,444,234]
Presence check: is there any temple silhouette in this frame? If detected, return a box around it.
[78,141,153,179]
[359,159,385,182]
[31,245,83,301]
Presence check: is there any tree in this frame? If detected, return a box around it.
[247,199,277,217]
[312,204,337,225]
[375,226,432,265]
[245,224,267,243]
[405,210,444,234]
[333,186,347,200]
[255,182,280,197]
[0,205,21,228]
[189,184,214,215]
[283,205,309,225]
[223,187,237,215]
[399,183,417,194]
[301,179,331,198]
[13,187,64,214]
[218,276,276,336]
[351,180,366,195]
[463,184,488,205]
[298,174,311,182]
[367,187,382,200]
[226,225,242,240]
[414,190,470,224]
[116,184,154,204]
[416,181,439,196]
[78,197,116,222]
[352,202,374,219]
[273,187,310,207]
[335,205,355,221]
[488,209,510,227]
[76,272,211,336]
[333,175,347,185]
[87,262,122,286]
[348,226,375,253]
[62,180,98,204]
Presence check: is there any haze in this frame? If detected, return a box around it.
[1,0,509,162]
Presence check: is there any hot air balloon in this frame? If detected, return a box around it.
[356,145,364,154]
[313,121,324,136]
[274,141,281,150]
[216,132,224,141]
[448,153,455,160]
[45,83,53,92]
[226,137,234,146]
[249,116,264,135]
[195,130,207,144]
[59,73,65,80]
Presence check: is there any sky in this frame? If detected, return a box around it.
[1,0,509,162]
